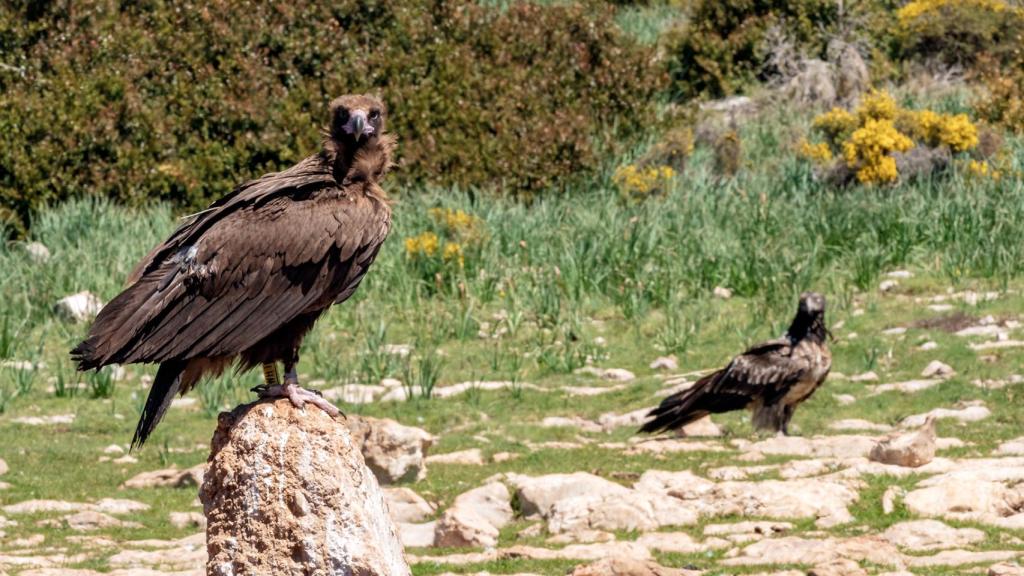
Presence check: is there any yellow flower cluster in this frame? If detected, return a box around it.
[967,160,1002,180]
[442,242,465,267]
[813,107,858,143]
[404,231,439,258]
[898,0,1018,28]
[900,110,979,152]
[843,119,914,184]
[429,207,480,238]
[612,164,676,200]
[405,207,486,272]
[857,90,899,123]
[804,90,983,185]
[798,139,833,162]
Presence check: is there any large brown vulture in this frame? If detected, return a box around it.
[72,95,395,448]
[640,292,831,436]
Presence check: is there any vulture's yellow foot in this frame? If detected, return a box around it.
[252,375,343,418]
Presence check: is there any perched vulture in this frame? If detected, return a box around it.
[641,292,830,436]
[72,94,396,448]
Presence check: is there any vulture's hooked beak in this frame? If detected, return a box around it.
[344,109,374,140]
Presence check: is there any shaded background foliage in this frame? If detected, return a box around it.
[0,0,661,233]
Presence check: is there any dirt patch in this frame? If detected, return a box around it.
[912,312,978,333]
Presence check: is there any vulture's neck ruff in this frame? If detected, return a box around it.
[786,310,827,344]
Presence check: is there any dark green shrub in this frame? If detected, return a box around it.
[896,0,1024,69]
[666,0,898,100]
[0,0,661,232]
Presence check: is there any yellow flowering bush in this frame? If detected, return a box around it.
[813,108,858,146]
[612,164,677,203]
[404,208,487,289]
[967,160,1002,181]
[857,90,899,123]
[843,120,914,184]
[404,232,439,258]
[801,90,985,185]
[798,140,834,162]
[899,111,980,152]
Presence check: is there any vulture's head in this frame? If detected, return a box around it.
[329,94,386,145]
[797,291,826,316]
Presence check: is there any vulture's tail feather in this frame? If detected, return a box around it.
[639,369,745,434]
[132,360,185,450]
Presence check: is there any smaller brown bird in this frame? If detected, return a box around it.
[640,292,831,436]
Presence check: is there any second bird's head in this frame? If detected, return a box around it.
[329,94,386,145]
[798,291,826,316]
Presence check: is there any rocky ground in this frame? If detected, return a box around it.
[0,273,1023,575]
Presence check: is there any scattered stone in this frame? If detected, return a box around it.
[918,341,938,351]
[547,529,615,545]
[879,280,899,292]
[322,384,387,404]
[625,438,726,455]
[974,375,1024,390]
[102,444,125,455]
[996,438,1024,456]
[809,559,868,576]
[547,490,699,534]
[870,418,936,468]
[0,458,6,476]
[747,435,877,459]
[451,482,513,531]
[680,414,722,437]
[833,394,857,406]
[562,384,627,397]
[492,451,518,463]
[501,541,652,562]
[708,479,859,528]
[508,472,630,518]
[990,563,1024,575]
[64,510,141,531]
[94,498,150,515]
[384,487,436,524]
[542,416,604,433]
[426,448,485,466]
[398,521,436,548]
[53,291,104,322]
[601,368,636,382]
[883,327,907,336]
[906,549,1021,568]
[713,286,733,299]
[8,533,44,547]
[901,405,991,428]
[887,270,913,279]
[569,557,699,576]
[347,415,434,484]
[432,380,544,399]
[649,356,678,371]
[111,454,138,465]
[830,419,892,432]
[22,241,51,263]
[169,511,206,530]
[921,360,955,379]
[597,408,650,431]
[850,371,879,382]
[435,506,500,548]
[704,521,793,539]
[881,520,984,551]
[122,464,205,489]
[11,414,75,426]
[882,486,905,515]
[721,536,901,568]
[3,500,91,514]
[870,379,941,395]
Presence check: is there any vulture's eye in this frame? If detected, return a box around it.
[369,110,380,120]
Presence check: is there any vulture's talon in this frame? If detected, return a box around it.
[255,380,342,418]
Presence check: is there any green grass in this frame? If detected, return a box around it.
[0,103,1022,574]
